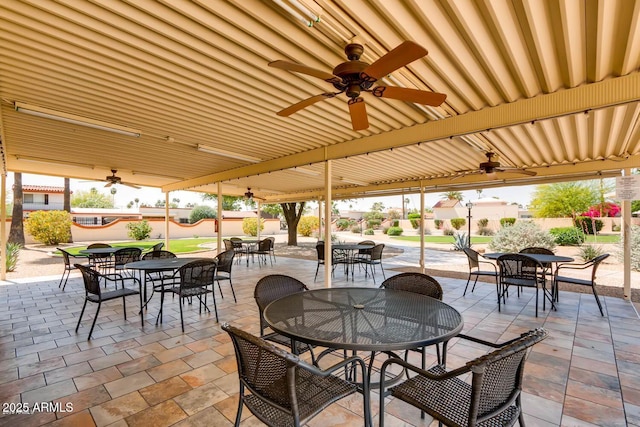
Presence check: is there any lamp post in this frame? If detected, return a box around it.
[465,201,473,248]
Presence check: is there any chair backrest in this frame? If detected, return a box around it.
[75,264,102,297]
[177,259,216,290]
[467,328,548,422]
[381,272,443,300]
[229,237,244,251]
[358,240,375,255]
[58,248,72,266]
[87,243,111,249]
[254,275,308,334]
[588,253,610,281]
[497,253,542,286]
[370,243,385,261]
[520,247,554,255]
[463,248,481,270]
[142,250,176,260]
[266,237,275,250]
[114,247,142,265]
[223,239,234,251]
[215,249,235,274]
[150,242,165,252]
[257,238,271,252]
[222,323,303,414]
[316,241,325,261]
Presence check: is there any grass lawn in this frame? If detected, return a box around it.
[585,234,620,244]
[391,234,620,245]
[60,238,217,256]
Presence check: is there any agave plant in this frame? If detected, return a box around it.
[452,232,470,251]
[6,242,21,272]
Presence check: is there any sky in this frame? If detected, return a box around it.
[5,172,536,211]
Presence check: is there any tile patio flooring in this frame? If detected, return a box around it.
[0,254,639,427]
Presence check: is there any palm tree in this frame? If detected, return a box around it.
[8,172,25,245]
[441,191,463,201]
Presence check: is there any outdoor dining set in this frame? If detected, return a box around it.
[54,239,610,426]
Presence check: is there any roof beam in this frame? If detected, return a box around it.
[163,72,640,192]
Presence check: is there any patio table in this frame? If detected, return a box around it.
[331,244,375,280]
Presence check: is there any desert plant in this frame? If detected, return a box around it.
[367,218,382,229]
[612,224,621,232]
[5,242,21,272]
[387,209,401,220]
[297,216,318,237]
[242,217,265,237]
[189,205,216,223]
[408,212,421,229]
[351,225,362,233]
[477,218,489,228]
[478,227,495,236]
[364,228,375,235]
[499,217,517,227]
[452,232,469,251]
[336,218,353,231]
[618,225,640,271]
[450,217,466,230]
[443,228,455,236]
[574,216,604,235]
[382,227,389,234]
[434,219,443,230]
[387,226,403,236]
[578,244,604,262]
[549,227,585,246]
[126,220,152,240]
[24,210,72,245]
[489,221,556,253]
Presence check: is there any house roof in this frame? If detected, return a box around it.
[0,1,638,204]
[433,199,461,209]
[22,185,66,194]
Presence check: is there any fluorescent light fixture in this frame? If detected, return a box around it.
[14,155,94,169]
[340,177,369,186]
[288,167,320,176]
[197,144,262,163]
[14,102,141,137]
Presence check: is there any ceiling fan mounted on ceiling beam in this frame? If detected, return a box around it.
[269,41,447,131]
[103,169,141,189]
[453,152,537,180]
[244,188,265,201]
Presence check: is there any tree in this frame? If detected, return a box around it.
[110,187,117,205]
[71,187,114,208]
[189,205,217,223]
[371,202,385,212]
[172,197,180,207]
[8,172,25,245]
[529,182,598,219]
[202,194,243,210]
[134,197,139,207]
[441,191,464,201]
[64,177,72,243]
[281,202,306,246]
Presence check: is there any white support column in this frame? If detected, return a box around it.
[419,184,425,273]
[1,173,6,280]
[217,182,222,254]
[318,200,323,238]
[623,168,632,301]
[324,160,332,288]
[164,192,170,250]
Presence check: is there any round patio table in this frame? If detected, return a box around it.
[331,244,375,280]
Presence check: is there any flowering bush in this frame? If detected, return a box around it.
[25,210,71,245]
[489,221,555,253]
[297,216,319,237]
[582,202,620,218]
[242,218,265,237]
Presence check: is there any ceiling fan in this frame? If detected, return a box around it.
[269,41,447,131]
[103,169,141,189]
[453,152,537,179]
[244,188,265,201]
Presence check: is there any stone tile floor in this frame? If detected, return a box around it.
[0,254,639,426]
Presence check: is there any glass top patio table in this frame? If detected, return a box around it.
[264,287,463,352]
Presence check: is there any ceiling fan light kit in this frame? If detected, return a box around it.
[269,41,446,131]
[14,102,141,137]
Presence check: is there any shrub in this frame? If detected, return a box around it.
[364,228,374,235]
[574,216,604,235]
[478,227,494,236]
[189,205,216,223]
[477,218,489,228]
[296,216,318,237]
[612,224,621,232]
[382,227,389,235]
[443,228,455,236]
[351,225,362,233]
[500,217,516,227]
[6,242,21,272]
[549,227,585,246]
[242,218,265,237]
[489,221,556,253]
[387,209,401,220]
[434,219,443,230]
[367,218,382,229]
[578,244,604,262]
[25,210,72,245]
[408,212,421,229]
[452,232,469,251]
[387,226,403,236]
[450,217,466,230]
[619,225,640,271]
[126,220,152,240]
[336,218,353,231]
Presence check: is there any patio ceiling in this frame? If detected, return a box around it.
[0,0,639,203]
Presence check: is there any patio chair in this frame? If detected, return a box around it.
[156,259,218,331]
[141,250,177,292]
[144,241,164,253]
[314,241,337,282]
[554,253,610,316]
[254,274,316,364]
[379,328,548,427]
[57,248,89,290]
[266,236,276,264]
[520,246,555,281]
[111,247,142,277]
[229,237,245,265]
[86,243,112,271]
[462,248,498,298]
[497,253,554,317]
[74,264,142,340]
[248,238,272,266]
[360,243,386,282]
[212,249,237,302]
[222,323,371,427]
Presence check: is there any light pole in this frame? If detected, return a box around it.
[465,201,473,248]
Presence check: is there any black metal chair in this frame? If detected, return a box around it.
[462,248,498,297]
[111,247,142,276]
[156,259,218,331]
[222,323,371,427]
[57,248,89,290]
[266,236,276,264]
[145,241,165,253]
[74,264,142,340]
[141,250,177,292]
[520,246,555,282]
[314,241,337,282]
[360,243,386,282]
[229,237,245,265]
[497,253,554,317]
[249,238,272,266]
[379,328,548,427]
[254,274,315,364]
[86,243,111,272]
[554,253,610,316]
[212,249,237,302]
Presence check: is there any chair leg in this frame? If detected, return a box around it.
[462,274,473,295]
[88,303,102,340]
[179,295,185,332]
[314,263,320,282]
[591,284,605,316]
[75,299,88,333]
[234,384,245,427]
[156,291,165,325]
[59,268,69,289]
[228,279,237,303]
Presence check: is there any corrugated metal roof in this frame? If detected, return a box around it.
[0,0,638,203]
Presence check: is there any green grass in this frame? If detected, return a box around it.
[390,235,493,244]
[584,234,619,244]
[59,238,217,256]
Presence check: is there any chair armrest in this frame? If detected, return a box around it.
[555,261,591,273]
[102,273,140,288]
[380,355,470,384]
[478,259,497,271]
[299,355,367,378]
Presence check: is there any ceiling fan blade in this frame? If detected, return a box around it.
[348,97,369,131]
[496,167,537,176]
[450,170,482,180]
[104,182,113,188]
[372,86,446,106]
[361,41,428,81]
[269,60,341,83]
[277,93,336,117]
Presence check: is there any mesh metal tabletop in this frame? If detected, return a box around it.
[264,287,464,352]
